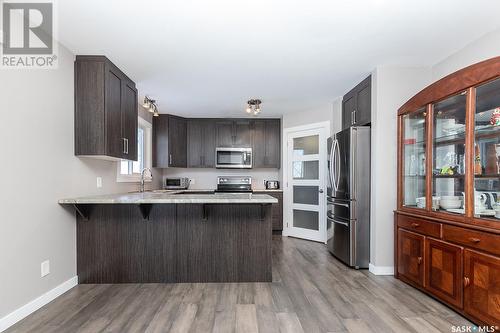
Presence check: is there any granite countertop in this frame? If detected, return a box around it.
[252,189,283,192]
[59,191,278,204]
[179,188,283,192]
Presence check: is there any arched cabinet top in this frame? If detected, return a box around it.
[398,56,500,115]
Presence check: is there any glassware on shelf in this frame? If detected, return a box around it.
[432,93,466,215]
[474,77,500,220]
[402,108,426,209]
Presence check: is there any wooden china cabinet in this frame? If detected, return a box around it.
[395,56,500,327]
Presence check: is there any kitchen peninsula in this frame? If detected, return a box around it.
[59,192,277,283]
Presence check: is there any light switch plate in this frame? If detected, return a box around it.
[41,260,50,277]
[96,177,103,188]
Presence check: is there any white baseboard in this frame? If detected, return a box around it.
[0,276,78,332]
[369,263,394,276]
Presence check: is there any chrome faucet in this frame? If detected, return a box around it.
[140,168,153,192]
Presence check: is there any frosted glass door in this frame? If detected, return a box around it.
[286,126,328,242]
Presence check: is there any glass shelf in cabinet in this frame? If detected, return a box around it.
[474,125,500,140]
[475,174,500,179]
[433,174,465,179]
[434,133,466,146]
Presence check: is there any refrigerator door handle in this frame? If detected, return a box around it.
[335,138,341,192]
[331,139,337,191]
[328,140,335,190]
[327,216,349,227]
[327,200,349,208]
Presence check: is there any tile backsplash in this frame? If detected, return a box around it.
[162,168,280,190]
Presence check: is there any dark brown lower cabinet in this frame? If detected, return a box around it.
[397,229,425,287]
[464,249,500,326]
[425,238,463,308]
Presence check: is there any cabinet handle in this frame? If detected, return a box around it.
[353,109,356,124]
[169,154,173,166]
[351,111,354,125]
[123,138,127,154]
[464,276,470,287]
[411,223,420,228]
[417,256,422,265]
[469,237,481,243]
[125,138,129,154]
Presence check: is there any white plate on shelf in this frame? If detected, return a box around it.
[446,209,497,216]
[476,209,496,216]
[446,208,464,214]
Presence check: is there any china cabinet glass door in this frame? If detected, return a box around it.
[474,77,500,221]
[432,93,467,215]
[402,108,427,209]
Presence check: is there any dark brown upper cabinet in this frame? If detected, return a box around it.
[75,55,138,161]
[154,116,280,169]
[252,119,281,168]
[342,75,371,130]
[153,114,187,168]
[216,120,252,147]
[187,119,216,168]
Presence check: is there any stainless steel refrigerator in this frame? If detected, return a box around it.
[327,126,370,269]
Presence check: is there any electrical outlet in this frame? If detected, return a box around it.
[189,178,195,185]
[96,177,103,188]
[41,260,50,277]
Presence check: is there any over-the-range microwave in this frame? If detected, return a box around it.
[215,147,252,169]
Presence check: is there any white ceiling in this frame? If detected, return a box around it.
[59,0,500,117]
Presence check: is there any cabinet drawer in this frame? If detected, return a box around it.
[397,215,441,238]
[442,225,500,256]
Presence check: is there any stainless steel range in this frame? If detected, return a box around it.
[216,176,252,193]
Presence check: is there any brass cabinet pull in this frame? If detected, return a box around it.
[411,223,420,228]
[464,276,470,287]
[417,257,423,265]
[469,237,481,243]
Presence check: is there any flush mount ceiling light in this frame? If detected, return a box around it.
[245,99,262,116]
[142,96,160,117]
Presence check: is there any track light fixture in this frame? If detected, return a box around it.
[142,96,159,117]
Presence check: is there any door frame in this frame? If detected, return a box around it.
[282,121,331,243]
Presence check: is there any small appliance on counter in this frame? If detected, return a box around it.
[216,176,252,193]
[164,177,190,190]
[264,180,280,190]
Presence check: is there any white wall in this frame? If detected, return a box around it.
[163,168,280,190]
[282,104,335,130]
[0,44,161,321]
[370,67,431,270]
[432,28,500,81]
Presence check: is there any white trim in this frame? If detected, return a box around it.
[282,121,331,243]
[283,121,331,135]
[116,117,153,183]
[368,263,394,276]
[0,276,78,332]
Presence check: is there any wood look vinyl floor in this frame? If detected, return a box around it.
[5,236,472,333]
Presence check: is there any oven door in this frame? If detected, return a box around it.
[216,148,252,168]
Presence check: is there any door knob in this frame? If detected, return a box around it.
[319,189,324,193]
